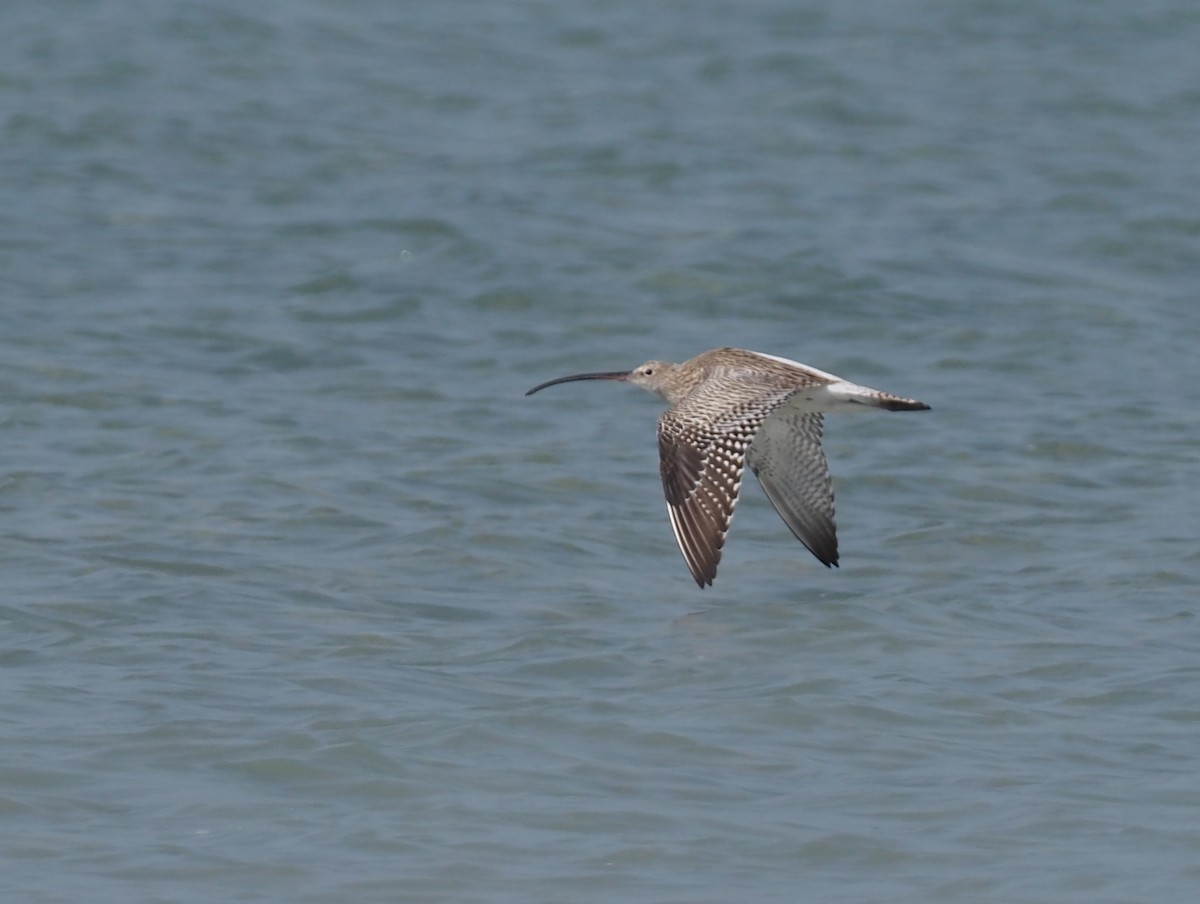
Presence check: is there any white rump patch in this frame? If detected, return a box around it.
[780,381,888,414]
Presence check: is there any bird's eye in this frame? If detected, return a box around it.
[644,368,654,376]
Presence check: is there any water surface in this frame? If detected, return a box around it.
[2,1,1199,902]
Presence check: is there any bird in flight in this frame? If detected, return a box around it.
[526,347,930,587]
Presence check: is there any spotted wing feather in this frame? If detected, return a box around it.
[657,419,743,587]
[657,398,775,587]
[745,410,838,567]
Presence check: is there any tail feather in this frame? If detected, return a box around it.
[876,396,930,411]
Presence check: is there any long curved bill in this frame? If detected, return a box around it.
[524,370,630,396]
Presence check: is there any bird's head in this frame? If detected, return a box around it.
[525,360,683,401]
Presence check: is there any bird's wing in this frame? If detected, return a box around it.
[745,409,838,567]
[656,397,773,587]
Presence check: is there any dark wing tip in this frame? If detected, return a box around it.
[809,539,839,568]
[880,398,931,411]
[674,513,723,588]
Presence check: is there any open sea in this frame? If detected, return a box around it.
[3,1,1199,901]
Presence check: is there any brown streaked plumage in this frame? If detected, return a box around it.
[525,347,930,587]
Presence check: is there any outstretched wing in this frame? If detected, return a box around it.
[745,410,838,567]
[657,411,756,587]
[656,389,786,587]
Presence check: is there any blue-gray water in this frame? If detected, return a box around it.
[3,1,1199,902]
